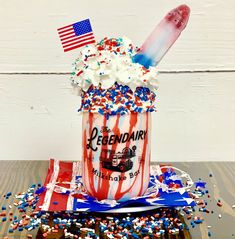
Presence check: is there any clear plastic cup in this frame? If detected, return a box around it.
[82,112,151,201]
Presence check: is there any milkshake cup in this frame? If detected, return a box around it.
[71,4,190,202]
[82,112,151,201]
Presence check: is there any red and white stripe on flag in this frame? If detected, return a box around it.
[57,19,96,52]
[35,159,81,211]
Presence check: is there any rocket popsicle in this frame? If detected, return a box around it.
[132,5,190,69]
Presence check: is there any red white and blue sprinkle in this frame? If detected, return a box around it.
[71,37,158,117]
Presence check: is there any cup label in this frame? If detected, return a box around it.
[86,126,147,151]
[86,126,147,177]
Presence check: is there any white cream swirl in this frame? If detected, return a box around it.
[71,37,158,92]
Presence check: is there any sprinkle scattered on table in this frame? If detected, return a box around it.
[0,176,233,238]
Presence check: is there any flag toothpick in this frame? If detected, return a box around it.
[57,19,95,52]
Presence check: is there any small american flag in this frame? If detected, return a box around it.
[57,19,95,52]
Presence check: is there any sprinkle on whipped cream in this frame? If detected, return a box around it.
[71,37,158,116]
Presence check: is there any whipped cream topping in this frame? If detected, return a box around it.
[71,37,158,92]
[71,37,158,116]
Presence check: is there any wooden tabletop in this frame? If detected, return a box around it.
[0,161,235,239]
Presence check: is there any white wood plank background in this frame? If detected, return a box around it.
[1,73,235,161]
[0,0,235,161]
[0,0,235,72]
